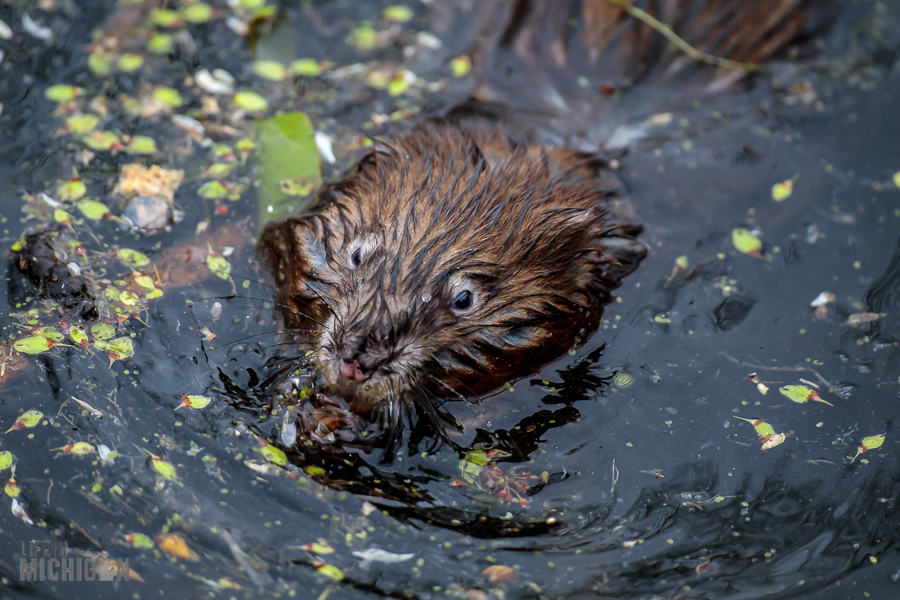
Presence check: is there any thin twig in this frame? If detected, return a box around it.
[720,352,840,399]
[603,0,763,73]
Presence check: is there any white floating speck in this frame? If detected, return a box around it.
[0,18,13,40]
[12,499,33,525]
[171,114,206,136]
[810,292,835,307]
[352,548,415,564]
[416,31,441,49]
[195,69,234,94]
[314,131,335,164]
[22,13,52,40]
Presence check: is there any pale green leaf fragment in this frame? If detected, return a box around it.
[91,323,116,340]
[348,26,378,51]
[862,434,885,450]
[69,442,95,455]
[0,451,13,470]
[147,33,174,54]
[240,0,266,8]
[771,179,793,202]
[45,85,82,102]
[118,54,144,72]
[37,327,65,342]
[69,326,88,346]
[233,91,268,112]
[6,410,44,432]
[134,275,156,289]
[77,199,111,220]
[153,86,183,108]
[65,114,100,134]
[252,60,288,81]
[181,2,213,23]
[316,564,344,581]
[57,178,87,201]
[151,456,177,480]
[197,180,228,199]
[732,228,762,256]
[125,136,158,154]
[206,254,231,279]
[151,9,181,26]
[118,248,151,268]
[180,395,211,409]
[119,290,140,306]
[82,130,120,151]
[449,55,471,77]
[88,52,114,76]
[13,336,52,354]
[260,444,287,466]
[206,163,232,178]
[383,5,414,22]
[107,338,134,365]
[289,59,322,77]
[893,172,900,189]
[54,208,73,224]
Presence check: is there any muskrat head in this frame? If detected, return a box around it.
[264,123,646,414]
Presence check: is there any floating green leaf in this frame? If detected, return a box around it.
[6,410,44,432]
[348,25,378,51]
[259,444,287,466]
[302,541,336,555]
[82,130,119,151]
[252,60,288,81]
[851,434,886,463]
[77,199,111,220]
[69,326,88,346]
[0,451,13,470]
[91,323,116,340]
[37,327,65,342]
[893,172,900,189]
[119,290,140,306]
[178,395,211,410]
[54,208,73,224]
[147,33,174,54]
[45,85,82,102]
[125,136,158,154]
[118,248,151,268]
[197,180,228,199]
[256,112,322,224]
[107,338,134,365]
[732,228,762,257]
[233,91,268,112]
[151,455,177,480]
[151,9,181,26]
[779,384,833,406]
[181,2,213,23]
[290,59,322,76]
[134,275,156,289]
[65,114,100,134]
[735,416,776,439]
[127,533,155,549]
[153,86,183,108]
[118,54,144,72]
[450,55,472,77]
[383,5,413,22]
[64,442,95,455]
[14,336,53,355]
[771,179,793,202]
[206,253,231,279]
[57,178,87,201]
[88,52,114,76]
[205,163,233,178]
[315,564,344,581]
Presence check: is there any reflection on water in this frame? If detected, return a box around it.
[0,1,899,599]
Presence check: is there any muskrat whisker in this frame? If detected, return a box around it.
[422,369,474,401]
[217,330,318,349]
[197,294,328,328]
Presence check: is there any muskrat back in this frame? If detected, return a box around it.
[263,122,646,415]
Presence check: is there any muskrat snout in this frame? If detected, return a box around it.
[338,357,372,383]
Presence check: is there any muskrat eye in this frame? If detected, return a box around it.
[349,248,362,269]
[451,290,473,312]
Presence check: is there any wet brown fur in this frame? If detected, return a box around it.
[263,123,645,417]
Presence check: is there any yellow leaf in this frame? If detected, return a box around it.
[156,533,200,561]
[732,228,762,257]
[771,179,793,201]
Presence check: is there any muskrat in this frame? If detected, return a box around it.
[263,122,646,423]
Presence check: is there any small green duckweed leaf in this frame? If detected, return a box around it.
[387,75,410,96]
[206,253,231,279]
[126,533,155,549]
[0,451,13,471]
[118,54,144,72]
[146,288,163,299]
[178,395,211,410]
[82,130,120,151]
[69,326,88,347]
[62,442,95,455]
[205,163,233,178]
[147,33,174,54]
[153,86,183,108]
[88,52,114,76]
[65,113,100,134]
[54,208,73,225]
[732,228,763,257]
[851,434,886,462]
[348,25,378,51]
[240,0,266,8]
[252,60,288,81]
[383,5,414,22]
[134,275,156,289]
[5,479,21,498]
[91,323,116,340]
[315,564,344,581]
[181,2,213,23]
[779,384,833,406]
[37,327,65,342]
[125,136,158,154]
[57,178,87,201]
[45,85,82,102]
[77,199,111,220]
[7,410,44,432]
[290,59,322,76]
[119,290,140,306]
[450,55,472,77]
[893,172,900,189]
[771,178,794,202]
[233,91,269,112]
[151,9,182,26]
[151,455,178,480]
[259,444,287,466]
[302,541,335,555]
[118,248,151,268]
[107,338,134,365]
[14,336,53,355]
[197,180,228,199]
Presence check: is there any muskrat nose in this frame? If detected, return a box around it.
[339,357,372,383]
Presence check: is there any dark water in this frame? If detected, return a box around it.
[0,1,899,599]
